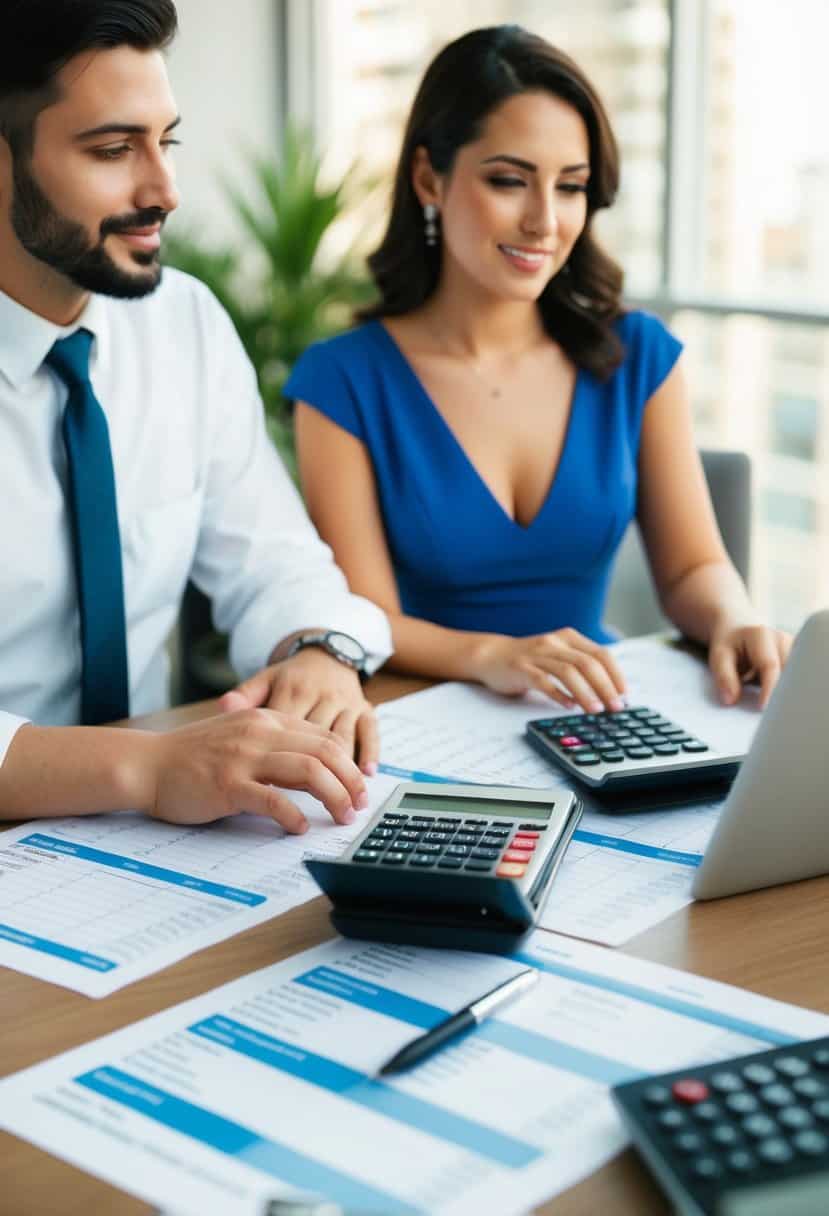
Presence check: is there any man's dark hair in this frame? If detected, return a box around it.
[0,0,178,158]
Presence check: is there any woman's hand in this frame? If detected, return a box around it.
[708,623,792,708]
[472,628,627,711]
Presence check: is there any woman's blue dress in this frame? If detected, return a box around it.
[285,311,682,643]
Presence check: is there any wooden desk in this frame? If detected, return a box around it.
[2,678,828,1216]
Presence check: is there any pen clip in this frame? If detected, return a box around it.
[470,967,538,1021]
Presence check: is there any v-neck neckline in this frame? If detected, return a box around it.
[372,319,582,533]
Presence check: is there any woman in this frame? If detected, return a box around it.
[288,25,789,713]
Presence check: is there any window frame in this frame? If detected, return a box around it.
[634,0,829,330]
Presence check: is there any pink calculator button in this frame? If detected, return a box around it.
[559,736,582,748]
[503,849,532,864]
[672,1079,710,1104]
[511,837,537,852]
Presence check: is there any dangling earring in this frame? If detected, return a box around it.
[424,203,439,247]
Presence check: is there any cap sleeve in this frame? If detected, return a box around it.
[619,311,684,407]
[284,337,366,442]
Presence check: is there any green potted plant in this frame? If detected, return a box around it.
[165,127,376,698]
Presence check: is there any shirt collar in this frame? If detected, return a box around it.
[0,288,109,390]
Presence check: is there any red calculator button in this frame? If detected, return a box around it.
[511,837,537,851]
[672,1079,710,1104]
[496,862,527,878]
[559,736,582,748]
[514,830,540,840]
[502,849,532,864]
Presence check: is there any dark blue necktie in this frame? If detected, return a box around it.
[45,329,130,724]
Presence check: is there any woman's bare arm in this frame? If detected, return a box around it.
[637,358,790,704]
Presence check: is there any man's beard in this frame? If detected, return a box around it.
[11,159,167,299]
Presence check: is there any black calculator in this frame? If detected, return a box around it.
[612,1036,829,1215]
[304,781,582,952]
[525,705,744,795]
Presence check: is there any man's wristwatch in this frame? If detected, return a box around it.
[282,630,370,680]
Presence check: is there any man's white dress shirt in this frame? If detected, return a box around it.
[0,269,391,765]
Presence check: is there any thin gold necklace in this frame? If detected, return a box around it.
[427,325,542,401]
[436,360,502,399]
[467,357,504,400]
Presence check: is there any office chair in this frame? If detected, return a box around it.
[604,449,752,637]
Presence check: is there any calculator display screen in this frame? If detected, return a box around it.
[398,793,552,820]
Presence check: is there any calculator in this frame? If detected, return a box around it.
[304,781,582,952]
[525,705,744,796]
[612,1035,829,1215]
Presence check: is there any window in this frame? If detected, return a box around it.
[696,0,829,311]
[771,395,819,462]
[762,490,817,532]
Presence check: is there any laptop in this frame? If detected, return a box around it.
[691,608,829,900]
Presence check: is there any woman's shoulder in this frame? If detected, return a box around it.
[294,320,385,374]
[611,308,683,382]
[593,308,683,416]
[284,321,398,439]
[613,308,679,355]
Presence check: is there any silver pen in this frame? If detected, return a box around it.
[377,967,539,1076]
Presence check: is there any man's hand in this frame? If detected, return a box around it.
[148,708,370,831]
[219,649,378,774]
[0,711,370,831]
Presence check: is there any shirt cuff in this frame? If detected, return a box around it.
[230,592,393,680]
[0,713,30,769]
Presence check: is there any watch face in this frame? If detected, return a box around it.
[327,631,366,663]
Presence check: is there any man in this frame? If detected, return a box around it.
[0,0,392,832]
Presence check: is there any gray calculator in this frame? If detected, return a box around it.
[305,781,582,952]
[526,705,744,797]
[612,1035,829,1215]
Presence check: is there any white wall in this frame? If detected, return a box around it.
[165,0,282,246]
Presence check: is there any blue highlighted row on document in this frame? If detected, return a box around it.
[0,932,826,1216]
[0,779,398,997]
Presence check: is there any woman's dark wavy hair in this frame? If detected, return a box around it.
[359,25,625,379]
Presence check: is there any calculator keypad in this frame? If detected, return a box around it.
[613,1035,829,1215]
[353,811,546,878]
[532,706,709,766]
